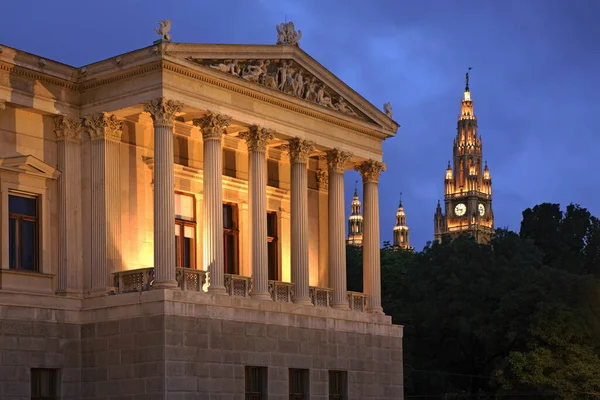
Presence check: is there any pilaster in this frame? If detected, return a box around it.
[53,115,83,296]
[286,138,314,305]
[326,149,352,309]
[144,97,183,288]
[84,113,123,296]
[239,125,273,300]
[193,112,231,294]
[356,159,386,314]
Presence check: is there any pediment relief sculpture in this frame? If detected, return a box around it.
[190,58,365,120]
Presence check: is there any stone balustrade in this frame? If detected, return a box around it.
[112,268,369,313]
[269,280,294,303]
[309,286,333,307]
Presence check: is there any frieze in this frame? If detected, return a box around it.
[189,58,364,120]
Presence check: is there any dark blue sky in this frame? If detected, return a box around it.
[2,0,599,250]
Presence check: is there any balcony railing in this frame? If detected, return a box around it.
[269,280,294,303]
[112,268,369,313]
[224,274,251,297]
[347,291,368,312]
[310,286,333,307]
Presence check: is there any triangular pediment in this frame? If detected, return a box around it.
[0,154,60,179]
[166,44,398,135]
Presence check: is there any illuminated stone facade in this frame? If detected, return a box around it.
[434,73,494,244]
[0,22,403,399]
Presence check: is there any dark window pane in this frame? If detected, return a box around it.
[267,212,277,237]
[9,194,36,217]
[31,368,58,400]
[183,237,192,268]
[175,236,180,267]
[21,220,37,271]
[225,234,238,275]
[268,241,278,281]
[223,204,232,228]
[9,217,16,269]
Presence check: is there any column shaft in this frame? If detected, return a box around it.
[203,137,225,293]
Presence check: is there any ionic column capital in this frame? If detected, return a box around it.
[239,125,274,152]
[84,113,123,142]
[285,138,314,164]
[356,159,386,183]
[144,97,183,127]
[316,169,329,191]
[192,111,231,141]
[54,115,82,142]
[326,149,352,173]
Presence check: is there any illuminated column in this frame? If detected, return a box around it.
[316,169,329,287]
[287,138,315,305]
[240,125,273,300]
[144,98,183,288]
[356,159,386,314]
[54,116,83,296]
[326,149,352,309]
[193,112,231,294]
[84,113,123,295]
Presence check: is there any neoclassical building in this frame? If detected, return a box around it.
[0,21,403,399]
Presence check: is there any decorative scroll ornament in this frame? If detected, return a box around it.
[383,102,393,118]
[316,169,329,190]
[198,58,362,119]
[276,21,302,46]
[192,112,231,140]
[355,160,386,183]
[155,19,172,42]
[84,113,123,141]
[144,98,183,126]
[284,138,315,164]
[53,115,82,141]
[325,149,353,173]
[239,125,273,152]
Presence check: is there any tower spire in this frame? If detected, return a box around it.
[347,181,363,246]
[393,192,412,251]
[465,66,472,92]
[399,191,403,208]
[354,180,358,197]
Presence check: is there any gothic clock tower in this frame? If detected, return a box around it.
[434,71,494,244]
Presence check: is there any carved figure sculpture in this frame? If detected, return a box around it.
[383,102,393,118]
[155,19,172,42]
[242,60,269,83]
[304,77,318,102]
[276,21,302,46]
[316,85,335,108]
[337,97,358,117]
[210,60,241,76]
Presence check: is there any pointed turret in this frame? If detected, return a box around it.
[393,192,412,250]
[347,181,364,246]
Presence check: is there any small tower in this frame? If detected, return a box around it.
[393,193,412,250]
[347,181,364,247]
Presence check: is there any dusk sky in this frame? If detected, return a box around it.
[2,0,599,250]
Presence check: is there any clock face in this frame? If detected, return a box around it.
[478,203,485,216]
[455,203,466,216]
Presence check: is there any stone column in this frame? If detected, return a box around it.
[239,125,273,300]
[54,116,83,296]
[356,160,386,314]
[84,113,123,295]
[326,149,352,310]
[144,98,183,289]
[193,112,231,295]
[286,138,315,305]
[316,168,329,287]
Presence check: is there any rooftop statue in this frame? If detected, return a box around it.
[276,21,302,46]
[383,102,393,118]
[155,19,172,42]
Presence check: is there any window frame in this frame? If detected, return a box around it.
[289,368,310,400]
[31,368,60,400]
[223,202,240,275]
[174,191,197,269]
[8,192,39,271]
[245,366,267,400]
[328,370,348,400]
[267,211,279,281]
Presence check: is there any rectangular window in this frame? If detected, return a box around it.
[289,368,309,400]
[245,366,267,400]
[9,193,38,271]
[329,371,348,400]
[223,203,239,275]
[31,368,59,400]
[175,193,196,269]
[267,211,279,281]
[267,159,279,188]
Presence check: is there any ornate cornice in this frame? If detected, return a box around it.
[355,160,386,183]
[144,97,183,127]
[192,112,231,141]
[239,125,273,153]
[316,169,328,191]
[54,115,82,141]
[284,138,314,164]
[326,149,353,173]
[84,113,123,142]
